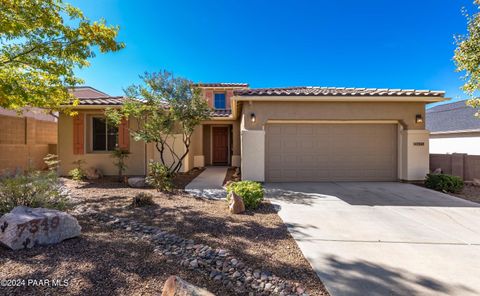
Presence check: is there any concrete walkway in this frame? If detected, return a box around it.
[185,166,228,199]
[266,182,480,296]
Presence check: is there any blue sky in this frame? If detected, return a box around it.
[71,0,475,105]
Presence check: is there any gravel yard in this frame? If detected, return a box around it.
[451,183,480,204]
[0,177,328,295]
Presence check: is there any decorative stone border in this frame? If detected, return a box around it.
[73,205,308,296]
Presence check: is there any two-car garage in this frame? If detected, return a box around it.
[265,123,398,182]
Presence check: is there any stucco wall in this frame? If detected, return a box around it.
[58,112,146,176]
[240,101,429,182]
[242,101,426,130]
[429,132,480,155]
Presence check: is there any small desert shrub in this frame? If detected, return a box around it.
[0,171,69,214]
[226,181,264,210]
[69,159,86,181]
[145,161,173,192]
[111,148,130,182]
[43,154,60,172]
[425,173,464,193]
[131,192,155,207]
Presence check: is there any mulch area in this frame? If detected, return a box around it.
[451,183,480,204]
[0,177,328,296]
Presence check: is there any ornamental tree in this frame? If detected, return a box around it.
[0,0,124,112]
[454,0,480,117]
[106,71,211,175]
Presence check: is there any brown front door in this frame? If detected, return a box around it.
[212,127,229,164]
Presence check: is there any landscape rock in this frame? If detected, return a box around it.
[128,177,146,188]
[0,206,81,250]
[85,167,103,180]
[162,275,215,296]
[473,178,480,187]
[432,168,442,174]
[228,192,245,214]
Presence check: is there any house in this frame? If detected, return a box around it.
[57,85,446,182]
[0,107,57,173]
[427,100,480,155]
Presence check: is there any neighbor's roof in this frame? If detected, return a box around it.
[69,86,110,98]
[426,100,480,133]
[75,96,127,106]
[194,82,249,88]
[234,86,445,97]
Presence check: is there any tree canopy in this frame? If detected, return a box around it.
[454,0,480,117]
[106,71,211,174]
[0,0,124,112]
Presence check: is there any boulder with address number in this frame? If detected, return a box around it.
[0,206,81,250]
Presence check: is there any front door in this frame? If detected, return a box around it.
[212,127,229,164]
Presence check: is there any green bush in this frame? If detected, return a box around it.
[131,192,155,207]
[69,159,86,181]
[226,181,264,210]
[145,161,173,192]
[425,173,464,193]
[0,171,69,214]
[69,168,85,181]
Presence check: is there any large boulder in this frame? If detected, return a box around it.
[128,177,146,188]
[85,167,103,180]
[228,192,245,214]
[162,276,215,296]
[0,206,81,250]
[473,178,480,187]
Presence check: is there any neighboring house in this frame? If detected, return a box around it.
[57,85,446,182]
[427,100,480,155]
[0,107,57,173]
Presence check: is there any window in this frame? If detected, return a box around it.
[214,93,226,109]
[92,117,118,151]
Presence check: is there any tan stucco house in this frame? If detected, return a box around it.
[58,84,446,182]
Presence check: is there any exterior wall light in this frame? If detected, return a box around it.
[415,114,423,123]
[250,113,256,123]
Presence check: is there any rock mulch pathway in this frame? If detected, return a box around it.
[73,204,308,296]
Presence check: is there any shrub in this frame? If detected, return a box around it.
[43,154,60,172]
[69,168,85,181]
[425,173,464,193]
[131,192,155,207]
[69,159,86,181]
[226,181,264,210]
[145,161,173,192]
[0,171,69,214]
[111,148,130,182]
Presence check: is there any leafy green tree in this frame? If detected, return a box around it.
[454,1,480,117]
[106,71,211,175]
[0,0,124,112]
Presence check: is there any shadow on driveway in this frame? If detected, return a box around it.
[265,182,480,207]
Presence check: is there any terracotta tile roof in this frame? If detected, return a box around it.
[194,83,249,88]
[234,87,445,97]
[76,96,126,105]
[211,109,232,117]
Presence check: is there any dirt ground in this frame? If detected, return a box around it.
[0,177,328,296]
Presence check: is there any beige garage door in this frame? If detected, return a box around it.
[266,124,398,182]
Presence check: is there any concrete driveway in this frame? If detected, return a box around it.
[266,182,480,296]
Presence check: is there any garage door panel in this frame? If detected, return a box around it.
[266,123,397,182]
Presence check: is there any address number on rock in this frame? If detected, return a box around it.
[16,216,60,237]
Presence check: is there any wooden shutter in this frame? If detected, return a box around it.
[118,118,130,151]
[73,113,84,154]
[226,90,234,110]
